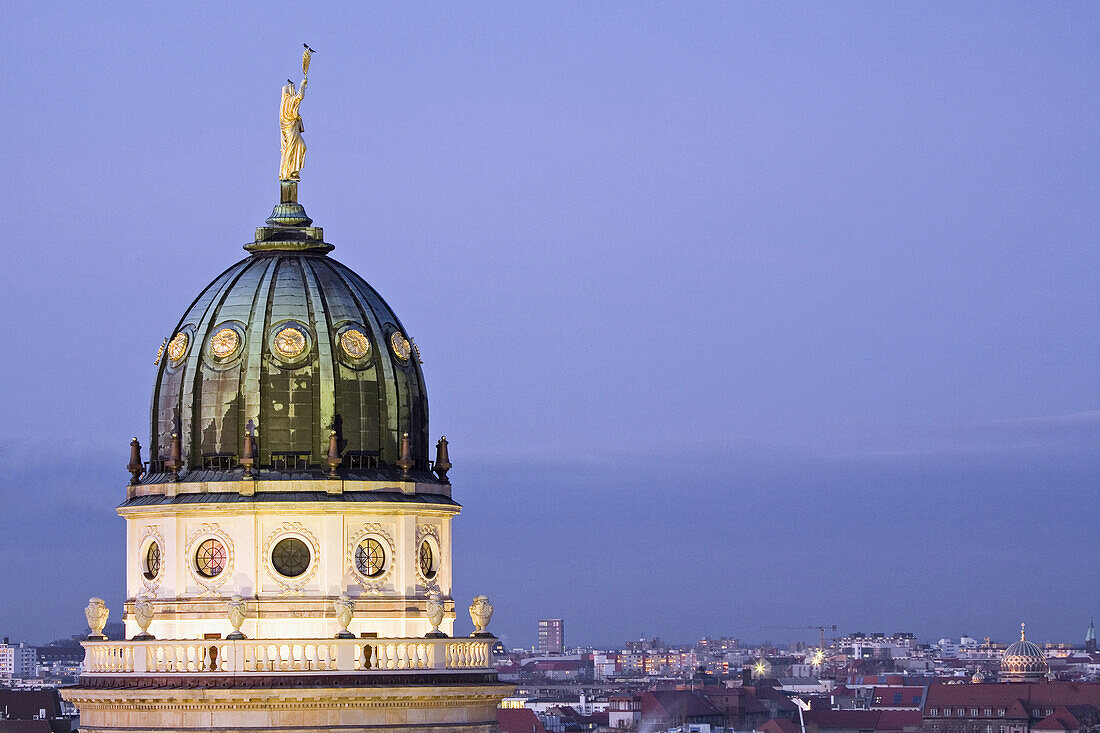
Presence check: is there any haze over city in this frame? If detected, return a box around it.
[1,3,1097,650]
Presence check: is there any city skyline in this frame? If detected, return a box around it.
[1,3,1097,647]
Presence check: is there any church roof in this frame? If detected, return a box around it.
[144,195,435,486]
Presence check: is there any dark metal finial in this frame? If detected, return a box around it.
[433,436,451,484]
[396,432,413,479]
[240,420,256,480]
[326,429,342,479]
[127,437,144,486]
[165,432,183,482]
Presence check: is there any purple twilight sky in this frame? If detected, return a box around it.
[1,3,1097,648]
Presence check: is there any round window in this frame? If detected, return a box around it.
[195,539,226,578]
[355,538,386,578]
[272,537,311,578]
[143,542,161,580]
[418,539,437,580]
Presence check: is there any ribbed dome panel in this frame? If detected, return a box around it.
[150,251,429,479]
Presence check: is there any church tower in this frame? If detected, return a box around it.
[61,50,510,732]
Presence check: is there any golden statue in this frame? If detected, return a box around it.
[280,45,314,181]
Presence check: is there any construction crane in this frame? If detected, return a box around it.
[761,624,838,655]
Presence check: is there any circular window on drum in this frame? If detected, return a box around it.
[143,542,161,580]
[418,539,438,580]
[354,537,386,578]
[271,537,311,578]
[195,539,226,578]
[340,328,371,360]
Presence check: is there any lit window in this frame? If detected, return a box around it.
[143,542,161,580]
[355,538,386,578]
[418,539,438,579]
[195,539,226,578]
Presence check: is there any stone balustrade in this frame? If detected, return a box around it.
[82,636,493,675]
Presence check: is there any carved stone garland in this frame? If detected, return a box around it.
[184,523,235,597]
[262,522,321,595]
[346,523,396,594]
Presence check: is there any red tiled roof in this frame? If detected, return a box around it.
[757,718,801,733]
[642,690,722,720]
[804,709,922,731]
[702,687,770,715]
[497,708,548,733]
[754,684,799,710]
[872,686,926,708]
[923,682,1100,711]
[1034,707,1081,732]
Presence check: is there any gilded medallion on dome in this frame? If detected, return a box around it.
[340,328,371,359]
[390,331,412,362]
[166,332,189,362]
[210,328,240,359]
[274,327,307,358]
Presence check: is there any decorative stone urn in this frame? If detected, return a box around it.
[425,592,446,638]
[226,596,247,639]
[334,593,355,638]
[132,595,155,640]
[85,598,109,640]
[468,594,494,638]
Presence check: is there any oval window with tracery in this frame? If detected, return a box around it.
[195,538,226,578]
[355,537,386,578]
[143,542,161,580]
[418,540,437,580]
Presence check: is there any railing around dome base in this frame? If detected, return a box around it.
[81,637,493,675]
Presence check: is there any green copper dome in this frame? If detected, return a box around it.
[147,197,431,482]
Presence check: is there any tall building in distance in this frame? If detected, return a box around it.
[60,49,511,732]
[539,619,565,654]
